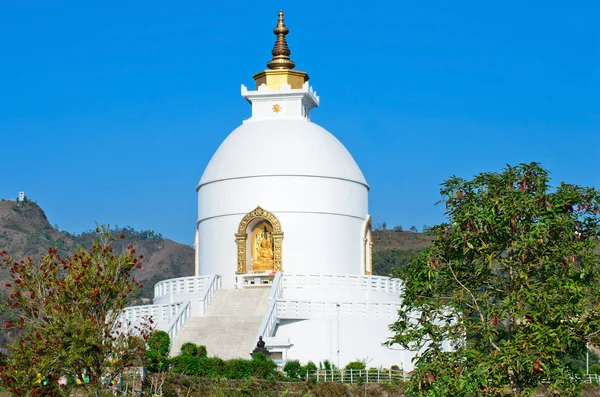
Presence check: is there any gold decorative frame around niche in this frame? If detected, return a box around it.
[235,206,283,274]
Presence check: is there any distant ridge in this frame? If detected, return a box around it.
[0,199,195,299]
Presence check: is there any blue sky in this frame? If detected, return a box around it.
[0,1,597,245]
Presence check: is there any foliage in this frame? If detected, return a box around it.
[146,331,171,373]
[179,342,207,358]
[283,360,302,378]
[0,226,150,396]
[388,163,600,397]
[171,348,277,380]
[345,360,366,371]
[393,225,403,232]
[372,249,419,277]
[410,225,418,233]
[300,361,318,376]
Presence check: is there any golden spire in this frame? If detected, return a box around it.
[252,9,309,90]
[266,9,296,70]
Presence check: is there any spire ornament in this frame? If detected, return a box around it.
[266,10,296,70]
[252,9,309,90]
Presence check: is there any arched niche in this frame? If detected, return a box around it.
[235,206,283,274]
[363,216,373,275]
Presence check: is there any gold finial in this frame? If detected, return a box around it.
[252,9,308,90]
[266,9,296,70]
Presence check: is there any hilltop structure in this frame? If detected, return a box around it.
[121,10,412,370]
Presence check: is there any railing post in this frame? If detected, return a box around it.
[350,369,353,383]
[378,368,380,383]
[366,369,368,383]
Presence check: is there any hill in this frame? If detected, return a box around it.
[0,199,195,299]
[371,229,433,277]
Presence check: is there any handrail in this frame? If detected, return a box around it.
[165,301,191,343]
[199,274,222,315]
[281,274,402,295]
[118,301,186,335]
[154,275,214,300]
[276,299,401,320]
[307,368,408,383]
[254,272,284,346]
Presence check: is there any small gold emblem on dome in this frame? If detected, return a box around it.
[272,104,281,113]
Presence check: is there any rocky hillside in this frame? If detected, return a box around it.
[0,199,194,299]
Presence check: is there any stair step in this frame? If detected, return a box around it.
[170,287,271,360]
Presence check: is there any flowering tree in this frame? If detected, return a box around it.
[388,163,600,396]
[0,227,151,396]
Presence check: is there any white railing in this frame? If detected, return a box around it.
[282,274,402,296]
[199,274,222,315]
[276,300,401,320]
[254,272,284,345]
[165,301,191,342]
[305,369,408,383]
[154,275,214,300]
[584,374,600,384]
[118,301,187,334]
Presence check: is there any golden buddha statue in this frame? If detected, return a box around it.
[253,234,274,272]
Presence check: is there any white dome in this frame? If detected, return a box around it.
[198,120,368,188]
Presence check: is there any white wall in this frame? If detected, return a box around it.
[198,176,367,220]
[196,213,366,289]
[274,318,416,371]
[196,175,369,288]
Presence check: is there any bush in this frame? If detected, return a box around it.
[228,359,253,379]
[198,357,228,378]
[179,342,207,358]
[300,361,318,377]
[590,364,600,375]
[345,361,366,371]
[146,331,170,373]
[251,353,277,379]
[171,354,199,375]
[284,360,302,378]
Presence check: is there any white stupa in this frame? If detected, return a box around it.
[121,10,414,370]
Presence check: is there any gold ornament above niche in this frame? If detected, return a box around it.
[272,104,281,113]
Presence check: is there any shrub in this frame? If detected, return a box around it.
[300,361,318,377]
[345,361,366,371]
[179,342,204,357]
[228,359,253,379]
[198,357,228,378]
[284,360,302,378]
[146,331,171,373]
[590,364,600,375]
[251,353,277,379]
[171,354,199,375]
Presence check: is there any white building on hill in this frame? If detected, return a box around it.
[121,10,414,370]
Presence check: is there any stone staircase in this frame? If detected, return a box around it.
[170,287,271,359]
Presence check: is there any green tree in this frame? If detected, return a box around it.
[410,225,418,233]
[146,331,171,373]
[388,163,600,397]
[0,226,150,396]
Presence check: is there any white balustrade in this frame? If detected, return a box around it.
[166,301,191,343]
[199,274,222,316]
[275,299,401,320]
[281,274,402,296]
[254,272,284,347]
[117,301,186,334]
[153,275,214,301]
